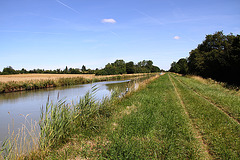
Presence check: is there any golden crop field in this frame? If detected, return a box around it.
[0,73,146,83]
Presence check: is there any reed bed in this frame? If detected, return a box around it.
[0,115,39,160]
[0,86,122,159]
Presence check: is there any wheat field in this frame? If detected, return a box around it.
[0,73,147,83]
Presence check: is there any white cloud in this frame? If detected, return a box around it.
[173,36,180,40]
[101,19,117,24]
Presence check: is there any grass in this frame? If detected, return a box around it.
[175,74,240,122]
[0,74,155,159]
[95,73,205,159]
[1,73,239,159]
[170,73,240,159]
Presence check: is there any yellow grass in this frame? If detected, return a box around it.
[0,73,146,83]
[188,75,209,84]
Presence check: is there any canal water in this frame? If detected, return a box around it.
[0,77,148,143]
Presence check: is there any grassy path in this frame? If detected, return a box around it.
[27,73,239,159]
[172,74,240,122]
[168,74,211,159]
[91,73,208,159]
[170,73,240,159]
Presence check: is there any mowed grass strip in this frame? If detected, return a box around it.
[98,73,204,159]
[170,74,240,159]
[168,74,211,159]
[173,74,240,122]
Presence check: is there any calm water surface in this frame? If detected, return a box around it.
[0,79,133,142]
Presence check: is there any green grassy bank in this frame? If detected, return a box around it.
[1,73,239,159]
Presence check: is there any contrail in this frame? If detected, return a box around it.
[134,9,163,25]
[0,30,65,35]
[56,0,81,15]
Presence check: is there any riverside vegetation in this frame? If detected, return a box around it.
[1,73,240,159]
[0,73,150,93]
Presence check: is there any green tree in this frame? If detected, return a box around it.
[188,31,240,84]
[114,60,126,74]
[177,58,188,75]
[20,68,27,74]
[104,63,117,75]
[2,66,16,75]
[146,60,153,71]
[126,61,135,74]
[82,65,86,72]
[64,66,68,74]
[169,61,180,73]
[151,65,161,72]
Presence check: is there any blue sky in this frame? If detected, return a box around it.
[0,0,239,71]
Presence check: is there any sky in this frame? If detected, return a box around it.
[0,0,239,71]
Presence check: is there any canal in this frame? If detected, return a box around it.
[0,76,147,143]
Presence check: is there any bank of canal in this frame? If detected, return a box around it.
[0,76,149,142]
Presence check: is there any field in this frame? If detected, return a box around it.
[1,73,239,159]
[0,73,147,82]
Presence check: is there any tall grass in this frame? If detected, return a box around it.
[0,115,39,160]
[0,85,123,159]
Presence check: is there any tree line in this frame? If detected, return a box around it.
[170,31,240,85]
[95,60,161,75]
[0,60,161,75]
[0,65,88,75]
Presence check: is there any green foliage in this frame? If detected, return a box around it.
[96,59,160,75]
[1,60,160,75]
[39,85,122,150]
[126,61,135,74]
[170,31,240,85]
[2,66,16,75]
[81,65,87,72]
[170,58,188,75]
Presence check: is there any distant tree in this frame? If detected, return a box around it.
[169,61,180,73]
[56,69,61,74]
[114,59,126,74]
[177,58,188,75]
[104,63,117,75]
[146,60,153,71]
[63,66,68,74]
[2,66,16,75]
[20,68,27,74]
[126,61,135,74]
[95,69,107,75]
[88,69,95,74]
[151,65,161,72]
[82,65,87,72]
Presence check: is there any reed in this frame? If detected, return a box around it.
[0,115,39,160]
[39,84,124,150]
